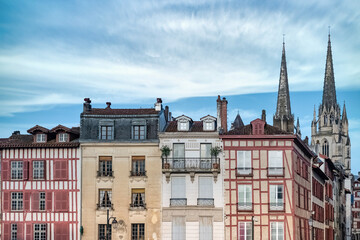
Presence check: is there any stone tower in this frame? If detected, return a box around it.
[311,34,351,172]
[273,41,294,133]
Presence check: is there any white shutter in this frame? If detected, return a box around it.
[200,144,211,158]
[237,151,251,168]
[172,177,185,198]
[269,151,283,168]
[199,217,212,240]
[173,144,185,158]
[199,177,213,198]
[172,216,186,240]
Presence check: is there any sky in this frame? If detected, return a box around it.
[0,1,359,170]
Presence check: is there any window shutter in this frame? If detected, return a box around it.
[63,192,69,211]
[24,192,30,211]
[54,161,59,179]
[171,177,185,198]
[55,192,61,211]
[23,161,29,180]
[3,223,10,240]
[199,177,212,198]
[26,223,32,240]
[18,223,24,240]
[32,192,40,211]
[269,151,283,168]
[2,161,9,180]
[43,160,47,180]
[3,192,10,211]
[55,223,69,240]
[46,192,52,211]
[61,161,68,180]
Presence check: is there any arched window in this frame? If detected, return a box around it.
[322,140,329,157]
[324,115,328,125]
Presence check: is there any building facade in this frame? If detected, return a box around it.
[0,125,81,240]
[80,98,167,240]
[353,175,360,239]
[159,99,225,240]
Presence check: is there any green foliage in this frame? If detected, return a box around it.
[160,145,171,158]
[210,146,222,157]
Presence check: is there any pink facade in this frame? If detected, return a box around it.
[0,126,80,240]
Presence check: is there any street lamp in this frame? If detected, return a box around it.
[106,208,117,240]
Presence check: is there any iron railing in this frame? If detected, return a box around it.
[170,198,187,206]
[130,202,146,209]
[197,198,214,206]
[97,170,114,177]
[130,170,147,177]
[267,167,285,176]
[237,202,253,211]
[162,158,220,172]
[96,203,114,210]
[269,202,284,211]
[236,167,253,176]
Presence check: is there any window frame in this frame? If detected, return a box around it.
[39,192,46,211]
[11,161,23,180]
[132,125,146,140]
[11,192,23,211]
[268,151,284,176]
[100,125,113,140]
[269,185,284,211]
[58,133,69,142]
[98,189,112,209]
[98,224,111,240]
[131,156,146,176]
[270,222,284,240]
[131,223,145,240]
[33,161,45,180]
[131,189,145,208]
[238,222,252,240]
[98,156,113,177]
[11,224,17,240]
[237,185,252,211]
[34,224,47,240]
[237,151,252,176]
[36,134,46,143]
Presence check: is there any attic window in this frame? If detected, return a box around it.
[204,121,214,131]
[36,134,46,143]
[179,122,187,131]
[59,133,69,142]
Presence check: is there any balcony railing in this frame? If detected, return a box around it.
[96,203,114,210]
[236,167,253,176]
[130,170,147,177]
[97,170,114,177]
[162,158,220,172]
[170,198,187,206]
[267,167,284,176]
[237,202,253,211]
[269,202,284,211]
[197,198,214,206]
[130,202,146,210]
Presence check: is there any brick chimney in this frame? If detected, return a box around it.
[106,102,111,109]
[221,97,228,132]
[155,98,162,111]
[83,98,92,112]
[216,95,222,130]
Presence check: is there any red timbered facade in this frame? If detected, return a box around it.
[0,125,80,240]
[353,175,360,239]
[221,118,314,240]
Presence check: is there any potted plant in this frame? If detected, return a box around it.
[160,145,171,169]
[210,146,222,169]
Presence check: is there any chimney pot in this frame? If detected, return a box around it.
[12,131,20,135]
[261,110,266,122]
[83,98,92,112]
[155,98,162,111]
[106,102,111,108]
[84,98,91,103]
[157,98,162,103]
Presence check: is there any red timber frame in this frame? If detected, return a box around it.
[221,134,313,240]
[1,147,80,240]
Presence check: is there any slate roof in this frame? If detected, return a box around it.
[165,121,216,132]
[224,123,288,135]
[83,108,158,115]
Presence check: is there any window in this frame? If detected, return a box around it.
[132,223,145,240]
[238,222,252,240]
[173,143,185,169]
[200,143,211,158]
[99,224,111,240]
[98,156,113,177]
[238,185,252,210]
[131,189,145,208]
[322,140,329,157]
[53,160,67,180]
[54,192,68,211]
[99,189,112,208]
[271,222,284,240]
[237,151,252,176]
[36,134,46,142]
[204,121,214,131]
[172,217,185,240]
[268,151,283,176]
[34,224,46,240]
[171,176,186,206]
[131,156,145,176]
[11,192,23,210]
[40,192,46,211]
[33,161,45,179]
[198,176,213,206]
[133,125,146,140]
[270,185,284,210]
[179,122,187,131]
[11,224,17,240]
[11,161,23,179]
[58,133,68,142]
[199,217,212,240]
[100,126,113,140]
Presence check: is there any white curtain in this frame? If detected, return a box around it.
[172,177,185,198]
[173,144,185,158]
[199,177,213,198]
[199,217,212,240]
[172,216,185,240]
[237,151,251,168]
[269,151,283,168]
[200,144,211,158]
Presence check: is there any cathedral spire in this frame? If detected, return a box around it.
[342,102,348,123]
[322,32,337,110]
[273,40,294,133]
[295,117,301,137]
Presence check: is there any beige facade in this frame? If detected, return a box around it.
[81,142,162,240]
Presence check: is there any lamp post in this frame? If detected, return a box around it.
[106,208,117,240]
[252,216,257,240]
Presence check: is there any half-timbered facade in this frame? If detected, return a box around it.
[0,125,81,240]
[159,110,224,240]
[353,175,360,239]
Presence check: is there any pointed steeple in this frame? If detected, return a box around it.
[231,112,244,130]
[342,102,348,123]
[273,40,294,133]
[296,117,301,137]
[313,105,317,122]
[322,33,337,110]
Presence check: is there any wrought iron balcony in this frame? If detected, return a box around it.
[96,203,114,210]
[197,198,214,206]
[267,167,285,176]
[269,202,284,211]
[170,198,187,206]
[130,170,147,177]
[129,202,146,210]
[236,167,253,176]
[237,202,253,211]
[97,170,114,177]
[162,158,220,172]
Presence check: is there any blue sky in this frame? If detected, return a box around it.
[0,1,359,171]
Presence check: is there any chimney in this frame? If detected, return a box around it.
[12,131,20,136]
[261,110,266,122]
[155,98,162,111]
[83,98,92,112]
[164,106,169,122]
[216,95,222,130]
[221,97,228,132]
[106,102,111,109]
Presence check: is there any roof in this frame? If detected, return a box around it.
[224,123,288,135]
[165,121,216,132]
[27,125,50,134]
[0,134,79,149]
[83,108,158,116]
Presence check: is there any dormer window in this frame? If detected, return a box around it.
[36,134,46,142]
[176,115,192,131]
[58,133,69,142]
[179,122,187,131]
[200,115,217,131]
[204,122,214,131]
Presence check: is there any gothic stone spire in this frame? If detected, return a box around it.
[273,41,294,133]
[322,33,337,110]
